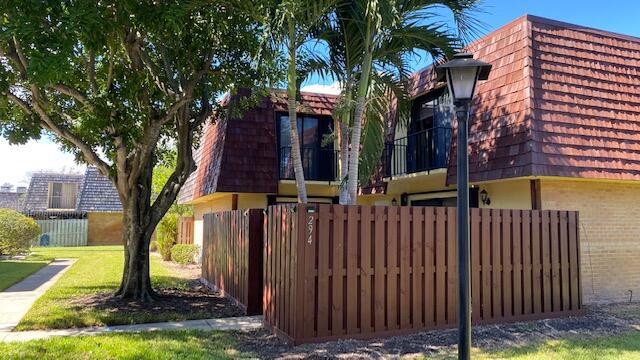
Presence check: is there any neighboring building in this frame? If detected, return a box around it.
[0,184,26,211]
[179,14,640,304]
[23,167,124,246]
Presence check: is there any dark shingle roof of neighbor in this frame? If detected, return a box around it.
[22,172,84,211]
[22,167,122,212]
[0,192,25,211]
[76,167,122,212]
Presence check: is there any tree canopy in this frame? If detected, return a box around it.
[0,0,280,300]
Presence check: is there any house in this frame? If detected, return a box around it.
[179,14,640,304]
[23,166,123,246]
[0,184,27,211]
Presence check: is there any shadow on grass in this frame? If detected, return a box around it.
[0,260,50,292]
[3,263,68,292]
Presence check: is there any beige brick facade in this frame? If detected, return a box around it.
[87,212,124,246]
[541,179,640,304]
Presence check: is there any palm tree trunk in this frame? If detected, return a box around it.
[286,18,308,203]
[346,50,373,205]
[338,118,350,204]
[338,85,352,205]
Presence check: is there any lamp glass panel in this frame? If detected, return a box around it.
[448,66,478,100]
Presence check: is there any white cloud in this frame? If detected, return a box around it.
[0,138,85,186]
[300,81,342,95]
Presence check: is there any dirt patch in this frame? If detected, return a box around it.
[157,257,201,279]
[69,280,244,322]
[234,303,640,359]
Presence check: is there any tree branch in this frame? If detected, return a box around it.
[29,85,111,176]
[87,50,98,93]
[107,47,115,90]
[149,108,195,227]
[0,44,27,77]
[138,46,176,97]
[6,92,33,115]
[52,84,94,110]
[12,36,29,73]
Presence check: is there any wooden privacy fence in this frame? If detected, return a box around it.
[201,209,263,315]
[177,216,195,245]
[264,204,582,344]
[34,219,88,247]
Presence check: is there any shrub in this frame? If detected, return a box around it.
[0,209,40,256]
[156,212,178,261]
[149,240,158,252]
[171,244,198,265]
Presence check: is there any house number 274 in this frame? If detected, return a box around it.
[307,215,314,244]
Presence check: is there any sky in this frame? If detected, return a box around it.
[2,0,639,186]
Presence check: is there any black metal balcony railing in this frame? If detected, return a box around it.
[279,146,339,181]
[383,126,452,177]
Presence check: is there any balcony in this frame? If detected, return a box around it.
[279,146,339,182]
[383,126,452,178]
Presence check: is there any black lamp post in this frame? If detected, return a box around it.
[436,53,491,360]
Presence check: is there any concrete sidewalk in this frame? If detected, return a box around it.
[0,316,263,342]
[0,258,77,332]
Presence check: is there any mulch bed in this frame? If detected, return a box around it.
[234,302,640,359]
[69,280,244,321]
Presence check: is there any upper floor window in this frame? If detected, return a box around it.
[409,87,452,133]
[277,114,337,181]
[48,182,78,209]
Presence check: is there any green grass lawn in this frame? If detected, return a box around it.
[16,246,195,331]
[476,331,640,360]
[0,330,639,360]
[0,330,252,360]
[0,259,50,291]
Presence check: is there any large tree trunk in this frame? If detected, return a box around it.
[116,219,154,301]
[287,18,308,203]
[115,156,157,302]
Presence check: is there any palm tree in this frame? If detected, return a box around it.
[318,0,482,204]
[273,0,337,203]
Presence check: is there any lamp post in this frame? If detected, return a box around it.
[436,53,491,360]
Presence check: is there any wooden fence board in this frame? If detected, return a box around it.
[346,206,358,333]
[374,206,386,332]
[412,207,424,329]
[424,207,435,327]
[481,209,492,320]
[400,206,411,328]
[332,205,345,335]
[435,207,446,326]
[361,206,373,333]
[471,208,481,322]
[387,206,399,330]
[491,209,502,319]
[522,211,532,315]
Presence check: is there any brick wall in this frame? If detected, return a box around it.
[541,179,640,304]
[87,212,124,246]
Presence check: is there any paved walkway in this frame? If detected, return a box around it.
[0,316,263,342]
[0,259,77,332]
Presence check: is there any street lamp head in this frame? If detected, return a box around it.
[436,53,492,105]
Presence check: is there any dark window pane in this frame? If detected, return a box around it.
[301,117,318,146]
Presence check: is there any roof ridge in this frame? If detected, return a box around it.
[524,14,640,44]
